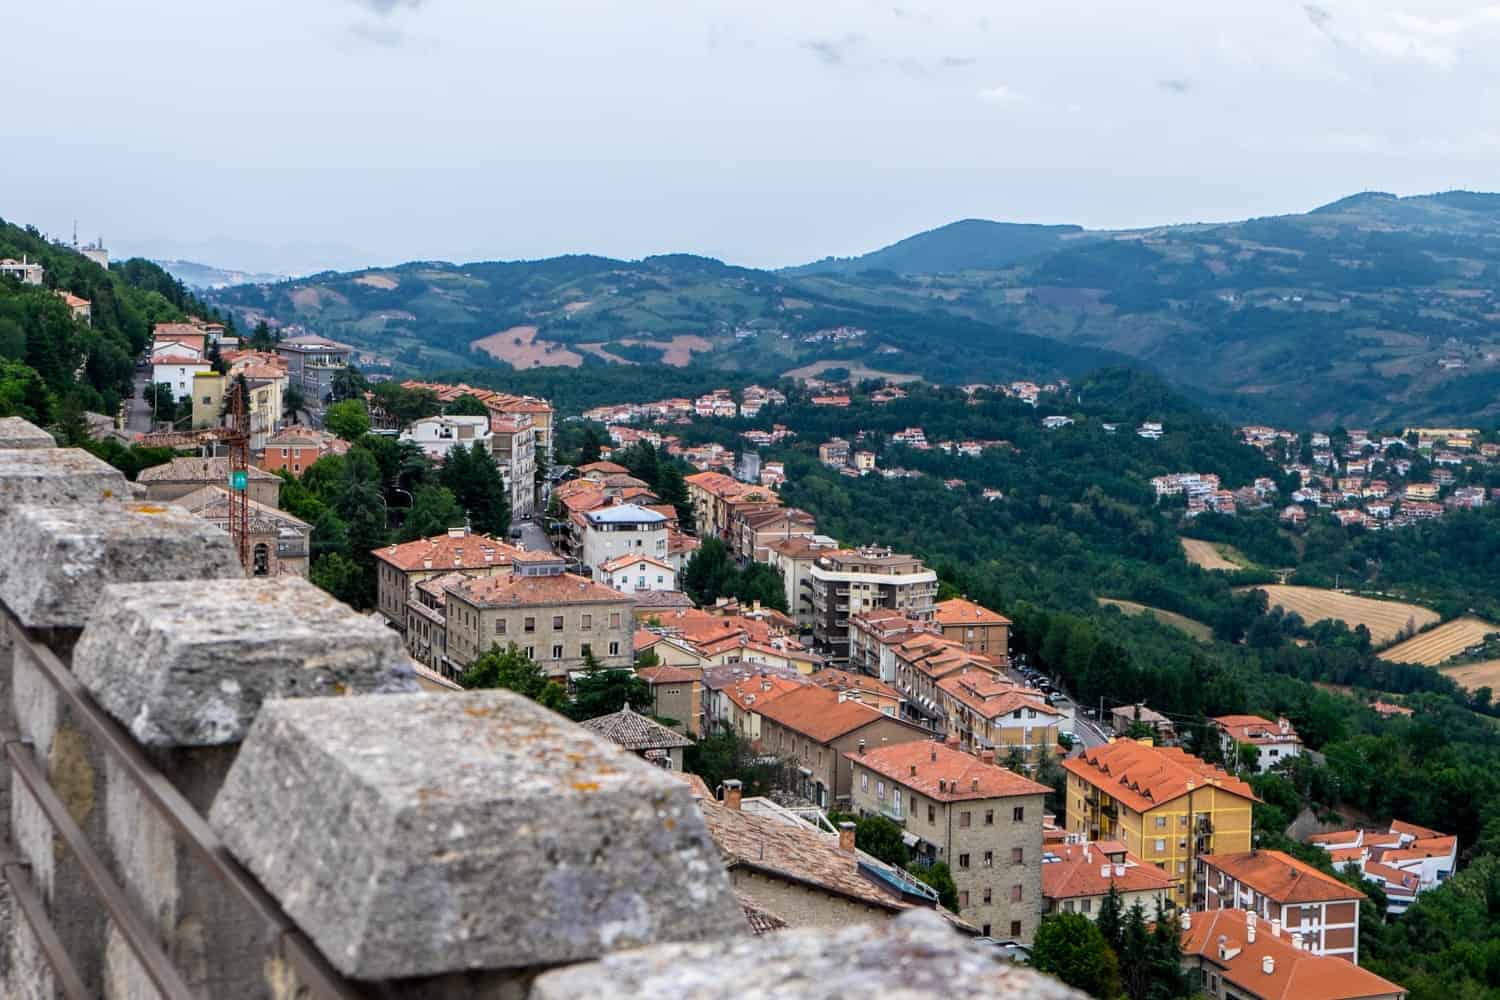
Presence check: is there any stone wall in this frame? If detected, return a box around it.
[0,420,1085,999]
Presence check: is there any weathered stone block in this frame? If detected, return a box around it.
[72,578,418,748]
[0,502,243,629]
[530,908,1086,1000]
[209,691,746,980]
[0,417,55,449]
[0,447,127,505]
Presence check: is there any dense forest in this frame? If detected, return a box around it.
[0,217,214,427]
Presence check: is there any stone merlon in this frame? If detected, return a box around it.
[72,578,419,747]
[0,416,57,449]
[208,690,748,979]
[0,446,128,506]
[530,907,1087,999]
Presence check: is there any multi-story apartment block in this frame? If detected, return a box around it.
[1063,740,1258,906]
[255,426,347,476]
[933,598,1012,659]
[847,742,1048,940]
[890,633,997,728]
[1212,715,1302,774]
[489,411,537,519]
[684,471,780,540]
[818,438,850,468]
[732,506,816,564]
[372,528,521,633]
[581,504,670,573]
[937,670,1062,761]
[1306,821,1456,916]
[764,535,840,627]
[807,546,937,662]
[442,553,635,677]
[847,609,940,683]
[1197,850,1366,963]
[1180,909,1405,1000]
[276,334,353,406]
[399,414,494,462]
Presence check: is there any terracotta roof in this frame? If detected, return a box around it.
[599,553,674,574]
[371,530,520,572]
[578,461,629,475]
[1390,819,1443,841]
[1382,837,1456,862]
[1362,862,1419,894]
[172,485,310,531]
[630,590,696,610]
[1200,850,1364,905]
[698,799,905,914]
[637,664,699,685]
[138,457,278,483]
[1214,715,1300,745]
[1042,843,1175,901]
[739,896,789,935]
[152,355,208,366]
[718,673,808,714]
[672,771,713,800]
[933,598,1012,627]
[446,571,631,608]
[937,672,1059,722]
[1062,740,1259,815]
[580,706,693,751]
[810,668,901,703]
[413,571,470,605]
[756,685,908,743]
[1183,908,1404,1000]
[850,741,1050,802]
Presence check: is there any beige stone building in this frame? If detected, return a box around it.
[847,741,1049,941]
[636,664,702,737]
[806,546,938,663]
[732,507,816,564]
[933,598,1012,659]
[1196,850,1365,963]
[756,686,929,809]
[1042,839,1175,922]
[937,669,1062,761]
[172,485,312,578]
[372,528,521,633]
[139,457,282,507]
[442,555,635,677]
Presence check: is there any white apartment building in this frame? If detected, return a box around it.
[580,504,669,574]
[399,415,494,462]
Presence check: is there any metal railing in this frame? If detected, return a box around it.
[0,607,364,1000]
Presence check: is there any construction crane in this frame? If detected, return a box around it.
[139,380,252,570]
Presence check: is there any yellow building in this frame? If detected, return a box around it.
[1062,740,1257,907]
[191,372,225,429]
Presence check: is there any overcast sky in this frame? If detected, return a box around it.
[7,0,1500,273]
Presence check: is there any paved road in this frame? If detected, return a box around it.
[513,518,554,554]
[125,365,155,434]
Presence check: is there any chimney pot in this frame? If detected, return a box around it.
[1271,918,1281,937]
[857,738,866,755]
[723,779,743,811]
[838,821,856,853]
[1263,956,1274,975]
[1180,911,1191,930]
[1101,864,1111,878]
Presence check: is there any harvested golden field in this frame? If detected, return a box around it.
[1244,585,1438,647]
[1379,616,1499,666]
[617,334,713,366]
[1181,538,1244,571]
[1441,660,1500,694]
[471,325,583,369]
[1098,598,1213,641]
[354,273,399,290]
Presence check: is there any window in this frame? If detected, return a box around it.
[582,614,593,629]
[982,888,992,904]
[552,615,564,630]
[958,854,970,869]
[1011,847,1024,865]
[581,643,592,658]
[959,811,971,828]
[610,612,621,628]
[1011,885,1023,903]
[1010,921,1022,938]
[524,646,535,659]
[1082,899,1093,914]
[252,544,270,577]
[551,645,563,660]
[981,924,991,937]
[959,891,970,908]
[1013,806,1025,822]
[927,805,936,823]
[985,810,994,826]
[1156,816,1168,829]
[876,780,885,801]
[983,851,993,867]
[1154,839,1166,853]
[608,641,620,656]
[494,619,506,636]
[524,617,536,633]
[861,773,868,793]
[1063,900,1074,913]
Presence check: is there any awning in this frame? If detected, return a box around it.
[901,831,920,847]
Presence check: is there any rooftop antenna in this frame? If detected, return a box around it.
[72,219,78,247]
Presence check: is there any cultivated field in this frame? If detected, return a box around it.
[1098,598,1214,641]
[1243,585,1439,647]
[1378,616,1500,666]
[783,359,923,384]
[1441,660,1500,694]
[471,325,583,369]
[617,334,713,366]
[1181,538,1244,571]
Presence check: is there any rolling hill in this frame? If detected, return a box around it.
[210,191,1500,425]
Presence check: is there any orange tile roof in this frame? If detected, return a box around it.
[1214,714,1300,745]
[810,668,901,703]
[719,673,807,714]
[849,741,1050,802]
[1042,843,1175,901]
[578,461,630,475]
[937,671,1059,722]
[933,598,1012,627]
[371,531,520,572]
[757,686,906,743]
[446,571,631,608]
[1390,819,1443,841]
[636,664,699,685]
[1382,837,1456,863]
[1183,909,1405,1000]
[1062,740,1259,814]
[1200,850,1364,905]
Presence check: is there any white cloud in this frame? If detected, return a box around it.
[976,85,1028,105]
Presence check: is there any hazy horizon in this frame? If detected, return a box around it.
[9,0,1500,274]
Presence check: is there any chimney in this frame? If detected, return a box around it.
[448,526,466,538]
[980,749,995,765]
[1279,716,1290,735]
[723,779,743,811]
[1114,864,1125,877]
[1101,864,1111,879]
[971,778,979,792]
[909,764,917,776]
[1180,911,1191,930]
[1270,918,1281,937]
[838,821,856,854]
[1247,923,1256,944]
[857,738,866,756]
[1263,956,1275,975]
[930,749,938,763]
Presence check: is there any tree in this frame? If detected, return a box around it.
[329,364,369,404]
[325,399,371,441]
[1116,901,1154,1000]
[683,727,783,797]
[143,381,176,423]
[567,650,652,721]
[912,862,959,913]
[657,461,692,526]
[398,484,465,541]
[247,320,277,351]
[1031,914,1121,1000]
[636,645,661,668]
[825,812,909,868]
[282,383,306,424]
[446,393,491,417]
[1096,882,1124,953]
[440,442,510,536]
[577,425,605,465]
[309,553,365,608]
[681,537,735,605]
[459,643,567,712]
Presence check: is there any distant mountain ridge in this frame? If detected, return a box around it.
[156,259,290,290]
[209,190,1500,426]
